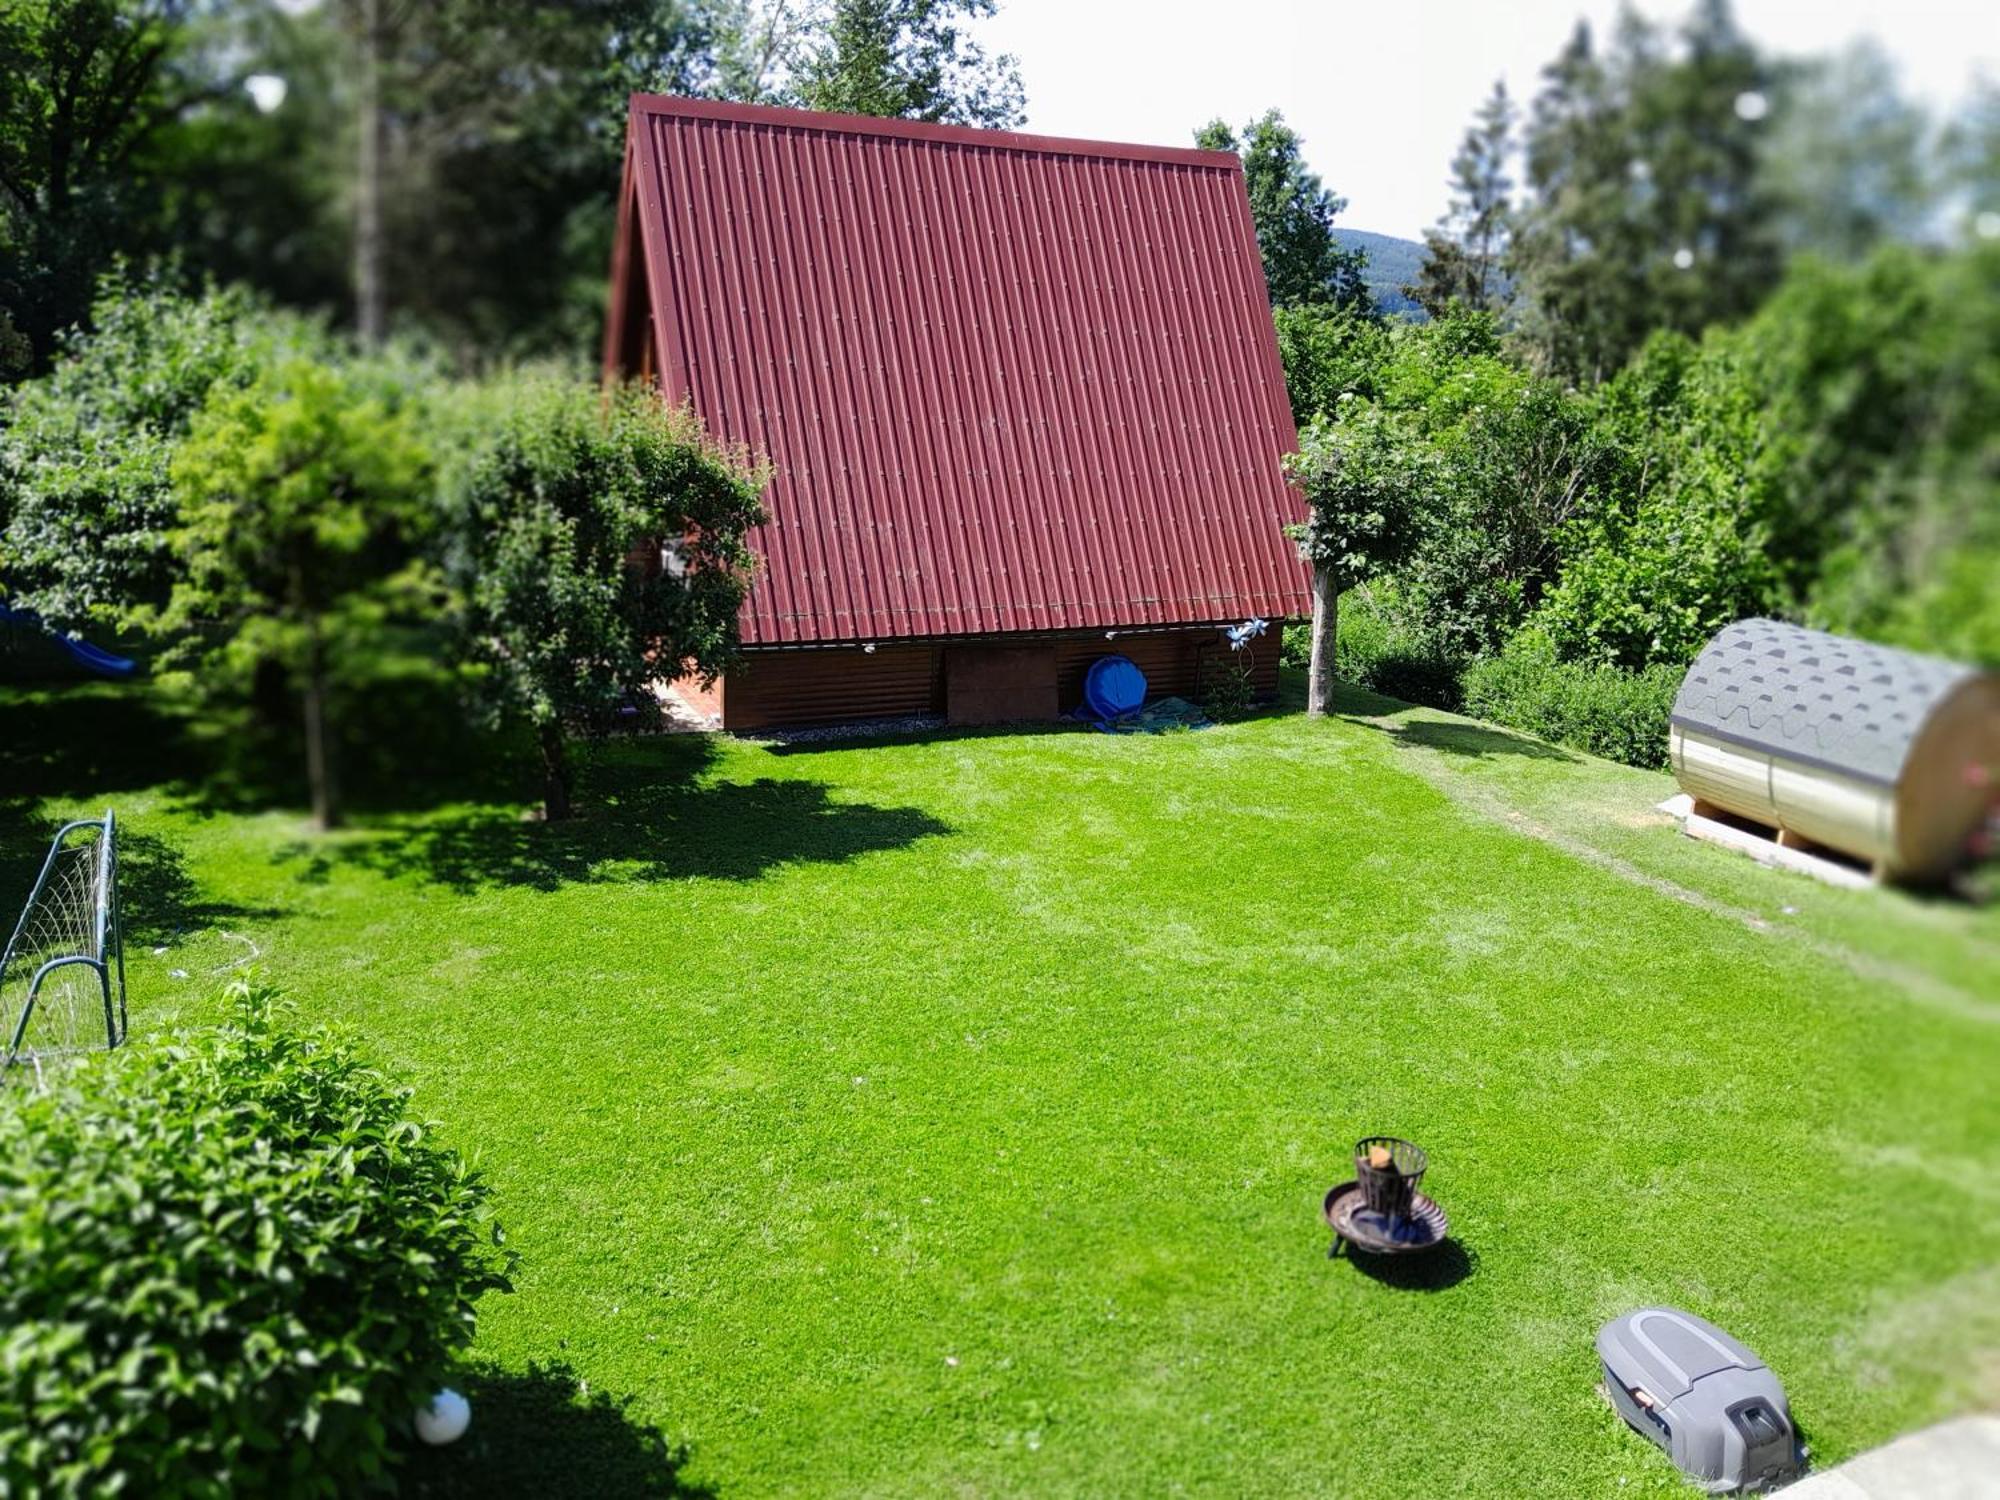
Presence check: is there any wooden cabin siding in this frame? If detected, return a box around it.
[721,643,945,730]
[1052,629,1280,711]
[705,626,1286,732]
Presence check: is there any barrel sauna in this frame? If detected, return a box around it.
[1669,619,2000,881]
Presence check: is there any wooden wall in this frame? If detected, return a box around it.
[704,626,1286,731]
[945,643,1059,725]
[719,643,944,730]
[1052,629,1280,709]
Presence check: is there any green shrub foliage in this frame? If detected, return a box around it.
[440,372,768,819]
[0,278,322,631]
[1271,303,1388,425]
[1461,632,1683,769]
[1532,243,2000,672]
[1366,311,1611,666]
[1285,400,1434,591]
[0,982,513,1497]
[1282,588,1466,710]
[1283,245,1999,769]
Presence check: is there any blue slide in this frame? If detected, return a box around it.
[0,601,137,679]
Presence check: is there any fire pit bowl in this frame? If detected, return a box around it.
[1322,1180,1450,1258]
[1354,1136,1428,1218]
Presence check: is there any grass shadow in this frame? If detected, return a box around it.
[117,830,285,943]
[1372,718,1578,763]
[316,735,951,893]
[1209,691,1298,727]
[402,1360,713,1498]
[0,803,281,947]
[0,672,529,823]
[1317,680,1576,763]
[1342,1238,1478,1292]
[1321,678,1404,717]
[0,801,60,913]
[0,684,259,939]
[0,683,208,807]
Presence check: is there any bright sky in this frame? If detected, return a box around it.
[982,0,2000,240]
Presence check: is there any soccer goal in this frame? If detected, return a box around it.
[1,811,127,1072]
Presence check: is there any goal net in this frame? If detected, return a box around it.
[1,812,126,1070]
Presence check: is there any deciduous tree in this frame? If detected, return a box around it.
[1285,402,1436,716]
[164,358,436,829]
[440,375,768,820]
[794,0,1023,126]
[1,277,315,630]
[1270,303,1388,426]
[0,0,214,371]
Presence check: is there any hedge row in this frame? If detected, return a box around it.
[1284,600,1682,770]
[1460,634,1683,770]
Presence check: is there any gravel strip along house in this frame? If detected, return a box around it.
[604,95,1312,729]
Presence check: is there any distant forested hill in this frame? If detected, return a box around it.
[1334,229,1427,318]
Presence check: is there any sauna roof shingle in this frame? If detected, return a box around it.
[1670,618,1976,786]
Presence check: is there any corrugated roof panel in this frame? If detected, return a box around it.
[618,95,1312,646]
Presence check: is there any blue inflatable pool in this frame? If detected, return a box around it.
[1082,654,1147,721]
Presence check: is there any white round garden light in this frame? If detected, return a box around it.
[415,1388,471,1446]
[243,73,288,114]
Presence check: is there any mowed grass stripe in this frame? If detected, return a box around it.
[8,681,1996,1496]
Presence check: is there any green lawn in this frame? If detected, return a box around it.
[6,677,1999,1497]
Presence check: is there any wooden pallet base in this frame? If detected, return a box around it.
[1656,794,1880,890]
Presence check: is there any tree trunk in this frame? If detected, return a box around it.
[1306,568,1338,718]
[302,618,341,831]
[353,0,387,345]
[538,721,573,822]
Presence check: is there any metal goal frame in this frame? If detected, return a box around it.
[1,811,126,1070]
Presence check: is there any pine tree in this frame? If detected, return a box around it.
[1759,42,1935,262]
[1506,18,1643,382]
[795,0,1023,128]
[1506,0,1783,382]
[1408,80,1515,318]
[1640,0,1783,333]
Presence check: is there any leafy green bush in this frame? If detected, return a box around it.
[1531,243,2000,673]
[1527,328,1785,670]
[438,371,768,819]
[0,982,513,1497]
[1461,630,1683,768]
[0,276,323,631]
[1271,303,1388,424]
[1279,311,1610,697]
[1282,586,1466,709]
[1804,241,2000,665]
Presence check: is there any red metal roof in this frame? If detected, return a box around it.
[609,95,1311,647]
